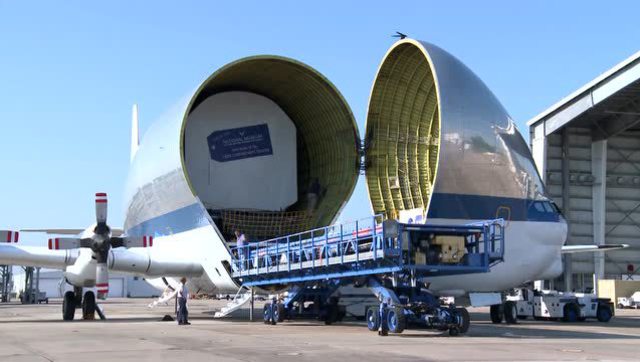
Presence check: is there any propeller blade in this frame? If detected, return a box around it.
[120,235,154,248]
[95,193,108,225]
[47,237,81,250]
[96,263,109,299]
[0,230,19,243]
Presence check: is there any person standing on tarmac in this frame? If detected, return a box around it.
[177,277,190,325]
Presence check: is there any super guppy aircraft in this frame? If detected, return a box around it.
[1,38,616,333]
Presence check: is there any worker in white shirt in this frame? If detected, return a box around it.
[177,277,190,325]
[235,229,247,269]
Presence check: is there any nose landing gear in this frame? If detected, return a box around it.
[61,287,101,321]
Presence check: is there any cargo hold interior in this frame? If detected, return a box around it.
[182,57,360,242]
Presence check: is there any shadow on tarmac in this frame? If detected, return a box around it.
[210,312,640,340]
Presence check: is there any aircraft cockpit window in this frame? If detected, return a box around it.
[527,200,562,221]
[533,202,545,213]
[549,201,563,215]
[542,202,555,213]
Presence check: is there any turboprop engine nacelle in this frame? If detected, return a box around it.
[109,248,203,277]
[64,248,204,287]
[64,249,97,287]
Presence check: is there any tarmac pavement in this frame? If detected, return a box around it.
[0,298,638,361]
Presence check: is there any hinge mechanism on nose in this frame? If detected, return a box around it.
[359,139,368,175]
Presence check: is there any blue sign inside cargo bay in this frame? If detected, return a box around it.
[207,123,273,162]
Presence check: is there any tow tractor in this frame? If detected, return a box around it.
[493,287,614,324]
[229,215,505,336]
[617,291,640,309]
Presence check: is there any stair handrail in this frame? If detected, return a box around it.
[230,284,247,304]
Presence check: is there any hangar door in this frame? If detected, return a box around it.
[38,278,64,298]
[108,278,124,297]
[37,278,124,298]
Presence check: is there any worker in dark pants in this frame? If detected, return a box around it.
[378,300,389,336]
[177,277,190,325]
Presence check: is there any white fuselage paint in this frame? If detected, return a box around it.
[424,219,566,295]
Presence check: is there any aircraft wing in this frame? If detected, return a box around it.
[0,227,201,278]
[21,228,124,237]
[0,244,78,269]
[0,240,201,276]
[561,244,629,254]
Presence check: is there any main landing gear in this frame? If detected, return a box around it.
[62,287,99,321]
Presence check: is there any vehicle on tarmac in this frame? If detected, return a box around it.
[250,218,503,336]
[491,288,614,324]
[617,291,640,309]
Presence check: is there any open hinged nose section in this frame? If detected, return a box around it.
[361,40,441,222]
[182,56,363,242]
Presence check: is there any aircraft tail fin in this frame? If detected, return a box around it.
[131,104,139,163]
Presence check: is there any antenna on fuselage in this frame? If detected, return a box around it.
[130,104,139,163]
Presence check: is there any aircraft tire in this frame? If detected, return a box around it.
[490,304,503,324]
[324,304,339,325]
[82,291,96,320]
[62,291,76,321]
[456,307,470,333]
[504,301,518,324]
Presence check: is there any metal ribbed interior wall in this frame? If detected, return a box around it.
[183,56,359,239]
[365,43,440,219]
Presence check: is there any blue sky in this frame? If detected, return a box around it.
[1,1,639,246]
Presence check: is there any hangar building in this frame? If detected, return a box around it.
[529,50,640,293]
[13,270,159,299]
